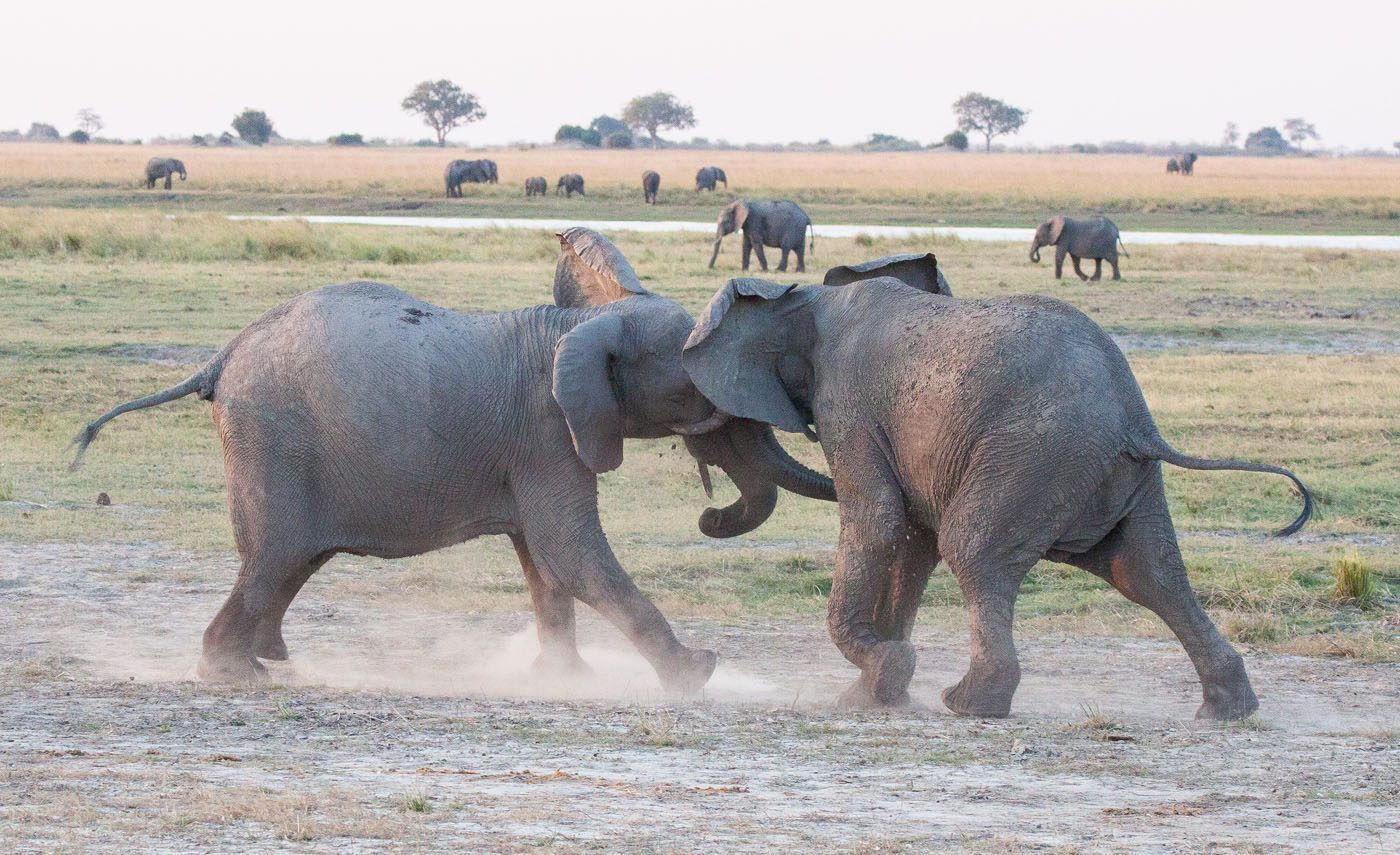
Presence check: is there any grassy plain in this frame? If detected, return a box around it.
[0,208,1394,659]
[3,143,1399,232]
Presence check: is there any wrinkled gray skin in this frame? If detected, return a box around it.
[524,176,548,197]
[695,166,728,191]
[709,199,813,273]
[70,228,835,692]
[144,157,187,190]
[1029,215,1125,281]
[683,260,1312,720]
[444,159,494,197]
[642,170,660,204]
[557,173,585,197]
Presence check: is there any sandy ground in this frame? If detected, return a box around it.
[1,540,1396,853]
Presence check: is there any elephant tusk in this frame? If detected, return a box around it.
[669,409,731,435]
[697,461,714,499]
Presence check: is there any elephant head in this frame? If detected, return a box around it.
[171,159,187,181]
[708,200,748,268]
[551,227,834,537]
[1029,216,1065,263]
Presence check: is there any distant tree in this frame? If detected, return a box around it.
[952,92,1029,152]
[328,132,365,146]
[860,132,921,152]
[1244,126,1290,155]
[942,129,969,151]
[26,122,60,141]
[232,109,275,145]
[622,92,696,149]
[590,115,629,137]
[555,124,601,147]
[1222,121,1240,148]
[602,130,633,149]
[400,79,485,147]
[68,129,90,144]
[75,108,103,136]
[192,134,208,146]
[1282,118,1319,149]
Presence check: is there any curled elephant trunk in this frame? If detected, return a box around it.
[1029,243,1041,263]
[684,418,835,539]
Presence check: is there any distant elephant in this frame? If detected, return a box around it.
[557,173,585,197]
[695,166,728,191]
[144,157,187,190]
[480,158,499,184]
[71,228,834,690]
[682,258,1312,720]
[1166,158,1180,174]
[709,199,813,273]
[1177,152,1198,176]
[642,170,660,204]
[1029,215,1127,281]
[444,159,476,197]
[525,176,548,197]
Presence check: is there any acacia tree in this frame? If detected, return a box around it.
[1282,118,1319,150]
[232,109,275,145]
[952,92,1029,152]
[401,80,485,147]
[75,108,103,136]
[622,92,695,149]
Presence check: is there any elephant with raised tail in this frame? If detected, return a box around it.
[557,173,585,197]
[642,170,660,204]
[1029,215,1127,281]
[695,166,727,191]
[69,228,834,691]
[682,254,1312,719]
[709,199,813,273]
[144,157,186,190]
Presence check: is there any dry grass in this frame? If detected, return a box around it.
[1332,551,1378,606]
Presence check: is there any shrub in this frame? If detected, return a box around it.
[860,132,921,152]
[27,122,61,141]
[602,130,633,149]
[942,130,969,151]
[555,125,601,147]
[1332,552,1377,606]
[232,108,275,145]
[68,129,90,144]
[328,133,365,146]
[1245,126,1290,155]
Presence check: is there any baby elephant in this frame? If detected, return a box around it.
[1029,215,1127,281]
[557,173,585,197]
[144,157,187,190]
[524,176,548,197]
[683,255,1312,720]
[641,170,660,204]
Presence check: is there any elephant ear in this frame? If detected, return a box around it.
[553,227,651,308]
[822,252,952,296]
[1048,216,1066,245]
[732,200,749,231]
[683,278,809,434]
[552,312,626,473]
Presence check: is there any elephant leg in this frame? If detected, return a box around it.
[518,486,715,695]
[777,247,791,272]
[1054,246,1067,279]
[1066,472,1257,720]
[1091,258,1103,281]
[741,236,752,271]
[751,241,770,272]
[164,175,172,190]
[200,541,323,682]
[1072,256,1089,281]
[795,242,806,273]
[1109,252,1121,280]
[938,548,1032,718]
[509,532,590,677]
[251,552,333,661]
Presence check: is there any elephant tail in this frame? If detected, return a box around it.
[808,222,815,254]
[68,364,220,471]
[1117,235,1129,257]
[1135,435,1312,537]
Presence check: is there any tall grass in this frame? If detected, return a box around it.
[1332,551,1378,606]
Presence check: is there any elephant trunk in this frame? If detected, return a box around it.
[708,234,723,269]
[1029,239,1041,263]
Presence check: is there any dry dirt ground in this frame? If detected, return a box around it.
[2,540,1396,853]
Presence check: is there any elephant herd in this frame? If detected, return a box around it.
[438,162,730,203]
[74,226,1310,721]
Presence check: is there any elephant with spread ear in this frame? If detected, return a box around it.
[144,157,187,190]
[642,170,660,204]
[695,166,727,191]
[682,257,1312,720]
[709,199,814,273]
[524,176,548,197]
[1177,152,1198,175]
[70,228,835,690]
[557,173,585,197]
[1029,215,1127,281]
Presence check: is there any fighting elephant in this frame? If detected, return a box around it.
[70,228,834,691]
[695,166,727,191]
[642,170,660,204]
[557,173,585,197]
[144,157,187,190]
[709,199,813,273]
[681,257,1312,720]
[1029,215,1127,281]
[525,176,548,197]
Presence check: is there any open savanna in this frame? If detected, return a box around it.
[1,208,1394,658]
[3,142,1399,232]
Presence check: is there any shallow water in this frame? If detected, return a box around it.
[228,214,1400,250]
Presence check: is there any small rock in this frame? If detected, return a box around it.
[96,492,111,506]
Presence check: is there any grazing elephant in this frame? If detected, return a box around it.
[682,258,1312,720]
[70,228,834,690]
[1166,158,1180,174]
[709,199,814,273]
[444,159,476,197]
[642,170,661,204]
[557,173,585,197]
[144,157,187,190]
[1029,215,1127,281]
[695,166,728,191]
[524,176,548,197]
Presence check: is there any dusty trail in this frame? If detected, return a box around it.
[1,540,1396,851]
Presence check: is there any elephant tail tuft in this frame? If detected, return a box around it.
[68,364,219,471]
[808,223,815,254]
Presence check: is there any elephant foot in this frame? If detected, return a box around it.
[657,647,718,696]
[941,669,1017,718]
[530,649,595,681]
[1196,678,1259,722]
[836,640,916,710]
[252,629,289,662]
[196,649,268,685]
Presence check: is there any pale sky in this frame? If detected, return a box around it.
[6,0,1397,149]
